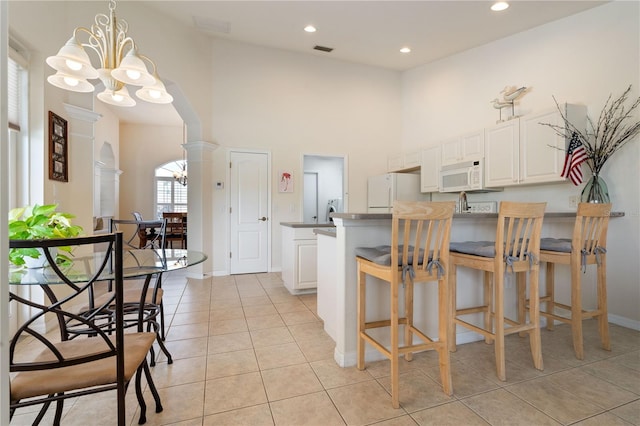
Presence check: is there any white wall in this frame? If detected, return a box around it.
[401,2,640,323]
[210,39,402,273]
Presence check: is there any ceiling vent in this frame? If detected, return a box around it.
[313,45,334,53]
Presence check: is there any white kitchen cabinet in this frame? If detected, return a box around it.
[388,150,421,172]
[420,145,441,192]
[281,225,319,294]
[485,104,586,187]
[485,119,520,187]
[519,104,587,185]
[441,130,484,166]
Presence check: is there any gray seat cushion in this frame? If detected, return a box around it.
[449,241,496,258]
[355,245,425,266]
[540,238,572,253]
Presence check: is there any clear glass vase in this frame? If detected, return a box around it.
[581,174,610,203]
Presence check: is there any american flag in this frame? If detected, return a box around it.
[561,132,587,185]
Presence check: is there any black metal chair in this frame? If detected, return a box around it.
[9,233,163,425]
[99,218,172,365]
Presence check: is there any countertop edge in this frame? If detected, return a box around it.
[331,211,625,220]
[280,222,336,228]
[313,228,337,237]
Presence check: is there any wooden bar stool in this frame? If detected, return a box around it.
[356,201,455,408]
[448,201,546,381]
[533,202,611,360]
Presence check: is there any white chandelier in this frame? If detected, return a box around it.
[46,0,173,107]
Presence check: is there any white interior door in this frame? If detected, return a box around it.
[303,172,318,223]
[230,151,269,274]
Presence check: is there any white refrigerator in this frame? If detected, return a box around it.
[367,173,430,213]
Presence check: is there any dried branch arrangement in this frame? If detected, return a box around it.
[542,85,640,174]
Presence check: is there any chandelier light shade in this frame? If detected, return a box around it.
[46,0,173,107]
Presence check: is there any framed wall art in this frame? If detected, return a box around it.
[278,171,293,193]
[48,111,68,182]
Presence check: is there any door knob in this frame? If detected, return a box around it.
[259,217,268,221]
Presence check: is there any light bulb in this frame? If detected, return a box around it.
[126,69,141,80]
[65,59,83,71]
[400,47,411,53]
[149,89,161,99]
[304,25,317,33]
[63,76,79,87]
[112,93,124,102]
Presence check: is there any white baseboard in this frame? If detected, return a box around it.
[608,314,640,331]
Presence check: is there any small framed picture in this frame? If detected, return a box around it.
[48,111,68,182]
[279,171,293,193]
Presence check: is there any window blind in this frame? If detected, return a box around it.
[8,57,20,131]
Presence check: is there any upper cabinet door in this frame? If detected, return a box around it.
[519,104,587,185]
[460,130,484,160]
[421,145,440,193]
[441,130,484,166]
[485,120,520,187]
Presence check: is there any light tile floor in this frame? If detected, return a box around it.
[10,272,640,425]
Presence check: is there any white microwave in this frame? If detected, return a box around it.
[440,159,490,192]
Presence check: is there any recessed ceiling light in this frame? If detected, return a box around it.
[304,25,317,33]
[400,47,411,53]
[491,2,509,11]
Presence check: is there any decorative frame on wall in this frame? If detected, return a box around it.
[279,171,293,193]
[48,111,68,182]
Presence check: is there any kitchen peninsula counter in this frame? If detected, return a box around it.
[321,210,624,368]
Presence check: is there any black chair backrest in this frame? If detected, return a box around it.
[110,218,167,249]
[9,233,125,374]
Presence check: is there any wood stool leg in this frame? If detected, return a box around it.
[438,275,453,396]
[545,262,556,331]
[391,279,400,409]
[494,270,506,381]
[484,271,494,344]
[528,266,543,371]
[357,264,366,370]
[570,257,584,360]
[448,263,458,352]
[517,271,527,337]
[597,257,610,351]
[404,277,414,361]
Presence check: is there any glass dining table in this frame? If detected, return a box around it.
[9,248,207,285]
[9,247,207,365]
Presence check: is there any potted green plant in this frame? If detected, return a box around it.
[8,204,84,267]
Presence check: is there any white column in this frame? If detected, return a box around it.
[184,140,218,277]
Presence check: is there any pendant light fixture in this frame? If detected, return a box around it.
[46,0,173,107]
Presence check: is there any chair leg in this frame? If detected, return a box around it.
[135,366,148,424]
[390,279,400,409]
[570,258,585,360]
[484,271,494,344]
[528,266,543,371]
[53,399,64,426]
[153,321,173,364]
[448,263,457,352]
[143,360,164,414]
[516,272,526,327]
[494,270,506,381]
[438,275,453,396]
[545,262,556,330]
[404,277,414,362]
[356,264,366,371]
[597,258,610,351]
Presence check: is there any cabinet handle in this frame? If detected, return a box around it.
[259,217,268,221]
